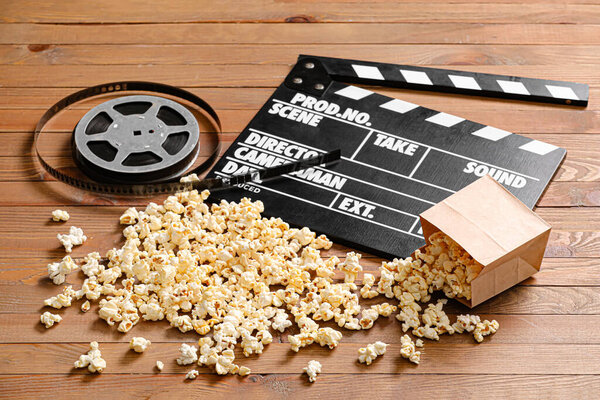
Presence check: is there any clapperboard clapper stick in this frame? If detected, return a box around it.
[207,55,585,258]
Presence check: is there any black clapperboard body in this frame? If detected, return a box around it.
[207,55,587,258]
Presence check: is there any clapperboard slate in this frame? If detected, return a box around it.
[207,55,588,258]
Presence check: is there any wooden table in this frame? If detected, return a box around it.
[0,1,599,398]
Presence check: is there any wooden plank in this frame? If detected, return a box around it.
[1,342,600,375]
[3,23,600,45]
[525,258,600,286]
[0,65,598,88]
[2,107,600,134]
[2,312,599,344]
[2,1,600,24]
[539,182,600,207]
[4,44,600,66]
[1,374,598,400]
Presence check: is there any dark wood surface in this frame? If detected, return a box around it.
[0,1,599,398]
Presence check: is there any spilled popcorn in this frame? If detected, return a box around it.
[74,341,106,373]
[41,189,498,376]
[185,369,199,380]
[400,334,421,365]
[57,226,87,253]
[303,360,322,383]
[358,341,387,365]
[51,209,70,222]
[40,311,62,328]
[129,337,151,353]
[156,360,164,372]
[47,255,78,285]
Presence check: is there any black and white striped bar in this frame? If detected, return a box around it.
[307,55,588,107]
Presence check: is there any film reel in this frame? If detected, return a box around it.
[73,95,201,184]
[34,82,223,195]
[34,81,341,196]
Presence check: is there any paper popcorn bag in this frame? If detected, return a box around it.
[418,175,551,308]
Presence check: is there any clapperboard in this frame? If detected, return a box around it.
[207,55,587,258]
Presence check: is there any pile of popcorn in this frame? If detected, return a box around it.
[41,189,498,378]
[373,231,499,344]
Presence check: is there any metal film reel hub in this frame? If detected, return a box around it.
[73,95,200,183]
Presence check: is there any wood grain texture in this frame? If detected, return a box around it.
[2,342,600,375]
[1,65,600,88]
[4,44,600,66]
[3,1,600,24]
[2,23,600,45]
[0,1,597,398]
[1,374,599,400]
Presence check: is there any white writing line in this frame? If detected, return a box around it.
[409,147,431,179]
[270,99,540,182]
[329,193,341,208]
[350,130,373,160]
[409,218,420,235]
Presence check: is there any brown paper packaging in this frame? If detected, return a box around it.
[416,175,551,308]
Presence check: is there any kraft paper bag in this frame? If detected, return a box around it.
[417,175,551,308]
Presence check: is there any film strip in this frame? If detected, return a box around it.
[34,81,341,196]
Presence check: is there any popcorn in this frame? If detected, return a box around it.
[418,299,454,339]
[40,311,62,328]
[47,255,78,285]
[120,207,139,225]
[289,330,315,352]
[129,337,151,353]
[81,300,91,312]
[156,360,164,371]
[357,341,387,365]
[74,341,106,373]
[400,335,421,365]
[360,273,378,299]
[339,252,362,283]
[314,327,343,349]
[51,209,70,222]
[359,308,379,330]
[186,369,199,380]
[44,285,77,309]
[271,309,292,332]
[176,343,198,365]
[41,189,497,376]
[81,252,103,277]
[452,314,480,334]
[473,319,500,343]
[57,226,87,253]
[215,349,235,375]
[180,173,200,183]
[303,360,321,383]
